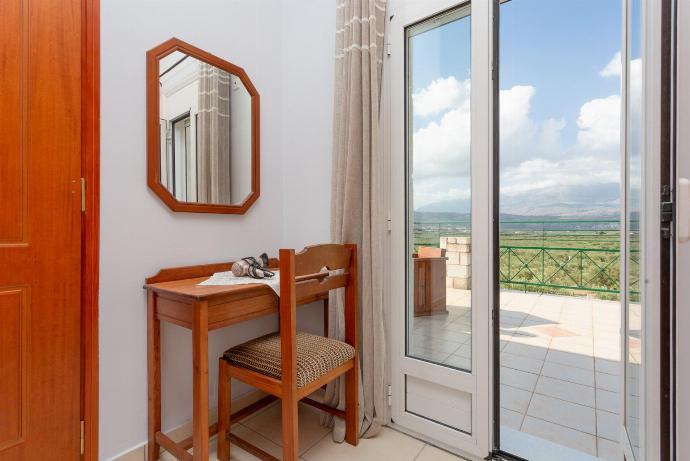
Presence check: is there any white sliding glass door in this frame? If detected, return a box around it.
[621,0,642,458]
[388,1,492,457]
[620,0,666,460]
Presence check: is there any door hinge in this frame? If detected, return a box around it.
[387,211,392,232]
[661,184,673,239]
[387,384,392,406]
[80,420,85,455]
[80,177,86,213]
[386,15,394,56]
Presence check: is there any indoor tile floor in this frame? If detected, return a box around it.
[158,401,468,461]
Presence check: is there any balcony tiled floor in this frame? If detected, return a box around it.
[499,291,626,461]
[410,289,631,461]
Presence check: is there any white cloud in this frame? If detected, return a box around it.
[411,50,634,214]
[412,76,470,117]
[600,51,622,77]
[500,85,536,140]
[412,78,471,180]
[575,94,621,154]
[500,156,620,197]
[499,85,568,165]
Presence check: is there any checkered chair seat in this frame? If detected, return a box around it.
[223,332,355,388]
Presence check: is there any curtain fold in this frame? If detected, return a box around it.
[197,63,232,204]
[325,0,388,441]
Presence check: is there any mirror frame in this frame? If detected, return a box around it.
[146,37,260,214]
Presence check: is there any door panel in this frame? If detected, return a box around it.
[0,288,27,449]
[0,0,83,459]
[389,0,492,457]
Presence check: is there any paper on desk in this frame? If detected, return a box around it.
[198,270,281,295]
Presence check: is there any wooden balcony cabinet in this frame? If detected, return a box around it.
[413,247,448,317]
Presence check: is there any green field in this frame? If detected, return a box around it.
[413,220,639,301]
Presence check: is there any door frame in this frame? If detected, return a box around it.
[619,0,666,458]
[82,0,100,459]
[634,0,664,458]
[385,1,494,458]
[675,0,690,458]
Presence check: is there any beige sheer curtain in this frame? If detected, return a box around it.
[325,0,388,441]
[197,63,231,204]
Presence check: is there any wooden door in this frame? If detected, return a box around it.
[0,0,83,459]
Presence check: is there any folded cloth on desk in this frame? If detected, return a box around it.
[199,270,281,294]
[199,267,343,296]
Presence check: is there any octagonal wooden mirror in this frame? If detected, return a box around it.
[147,38,260,214]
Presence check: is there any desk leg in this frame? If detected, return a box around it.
[147,292,161,461]
[192,301,210,461]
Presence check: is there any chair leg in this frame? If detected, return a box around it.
[345,363,359,446]
[281,397,299,461]
[217,359,231,461]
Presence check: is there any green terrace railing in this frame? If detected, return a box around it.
[413,219,640,296]
[499,245,639,295]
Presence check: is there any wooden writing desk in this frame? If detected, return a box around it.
[144,260,331,461]
[145,261,286,461]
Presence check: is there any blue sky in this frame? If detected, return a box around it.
[409,0,627,216]
[500,0,621,145]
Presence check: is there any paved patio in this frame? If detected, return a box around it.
[410,289,634,461]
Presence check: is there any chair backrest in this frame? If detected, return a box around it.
[283,244,355,304]
[293,243,353,276]
[277,244,358,391]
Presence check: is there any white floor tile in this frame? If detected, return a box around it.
[520,416,597,456]
[526,394,596,434]
[595,358,621,376]
[596,409,620,442]
[500,384,533,414]
[534,375,596,408]
[241,402,331,454]
[415,444,468,461]
[302,427,425,461]
[596,388,621,415]
[503,341,549,361]
[541,361,595,387]
[597,437,621,461]
[545,349,595,371]
[501,352,544,374]
[501,367,538,392]
[595,372,620,393]
[501,408,524,430]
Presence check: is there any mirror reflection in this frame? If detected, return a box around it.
[158,51,252,205]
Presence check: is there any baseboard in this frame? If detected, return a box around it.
[109,390,269,461]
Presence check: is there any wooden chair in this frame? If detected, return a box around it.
[217,244,359,461]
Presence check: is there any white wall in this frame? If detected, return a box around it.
[280,0,336,248]
[100,1,334,459]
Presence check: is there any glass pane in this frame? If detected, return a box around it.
[625,0,642,457]
[405,6,472,372]
[497,0,622,459]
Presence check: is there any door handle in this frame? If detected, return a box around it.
[679,178,690,243]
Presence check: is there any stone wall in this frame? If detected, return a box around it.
[440,236,471,290]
